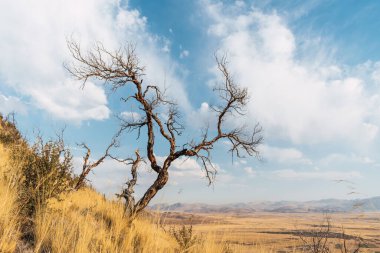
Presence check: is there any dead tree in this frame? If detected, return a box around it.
[65,40,263,218]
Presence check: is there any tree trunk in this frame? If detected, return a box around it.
[132,169,169,217]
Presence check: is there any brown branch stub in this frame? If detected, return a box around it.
[66,39,263,217]
[74,139,117,190]
[114,150,142,218]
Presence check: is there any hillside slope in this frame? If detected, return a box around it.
[0,116,237,253]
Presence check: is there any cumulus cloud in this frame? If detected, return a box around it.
[0,94,27,115]
[319,153,376,167]
[243,166,256,177]
[120,111,141,121]
[157,156,204,179]
[0,0,190,122]
[272,169,361,181]
[261,145,312,165]
[180,50,190,59]
[203,1,380,144]
[188,102,215,128]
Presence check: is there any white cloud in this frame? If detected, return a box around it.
[161,38,171,53]
[157,156,204,178]
[261,145,312,165]
[0,0,190,122]
[243,166,256,177]
[272,169,361,181]
[188,102,217,128]
[239,160,247,165]
[0,94,27,115]
[120,111,141,121]
[235,1,245,8]
[203,1,380,145]
[320,153,376,167]
[180,50,190,59]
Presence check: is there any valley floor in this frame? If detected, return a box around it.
[159,211,380,252]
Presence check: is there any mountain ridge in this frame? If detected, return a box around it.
[150,196,380,213]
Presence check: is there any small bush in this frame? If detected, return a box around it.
[20,136,74,217]
[0,114,22,145]
[170,225,201,252]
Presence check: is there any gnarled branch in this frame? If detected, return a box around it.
[66,40,263,217]
[74,139,117,190]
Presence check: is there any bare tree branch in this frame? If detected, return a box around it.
[66,40,263,217]
[74,139,117,190]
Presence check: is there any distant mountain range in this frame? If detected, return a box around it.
[150,197,380,213]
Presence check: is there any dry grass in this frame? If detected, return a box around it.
[0,120,243,253]
[162,211,380,252]
[0,144,21,252]
[33,188,244,253]
[33,188,176,253]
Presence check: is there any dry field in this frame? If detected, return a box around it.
[160,211,380,252]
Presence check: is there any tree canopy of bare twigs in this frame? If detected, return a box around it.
[65,40,263,218]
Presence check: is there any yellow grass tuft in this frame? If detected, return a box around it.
[0,144,21,252]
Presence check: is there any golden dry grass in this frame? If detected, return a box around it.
[0,144,21,252]
[161,211,380,252]
[0,121,243,253]
[34,188,176,253]
[33,188,244,253]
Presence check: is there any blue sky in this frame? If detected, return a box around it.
[1,0,380,204]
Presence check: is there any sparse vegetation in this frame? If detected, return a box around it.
[170,225,201,252]
[21,135,74,217]
[298,216,363,253]
[0,114,76,247]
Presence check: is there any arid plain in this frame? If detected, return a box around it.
[160,211,380,252]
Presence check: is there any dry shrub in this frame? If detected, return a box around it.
[0,114,75,247]
[298,216,363,253]
[20,136,74,218]
[170,225,200,252]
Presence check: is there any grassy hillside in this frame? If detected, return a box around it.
[0,117,238,253]
[34,188,176,252]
